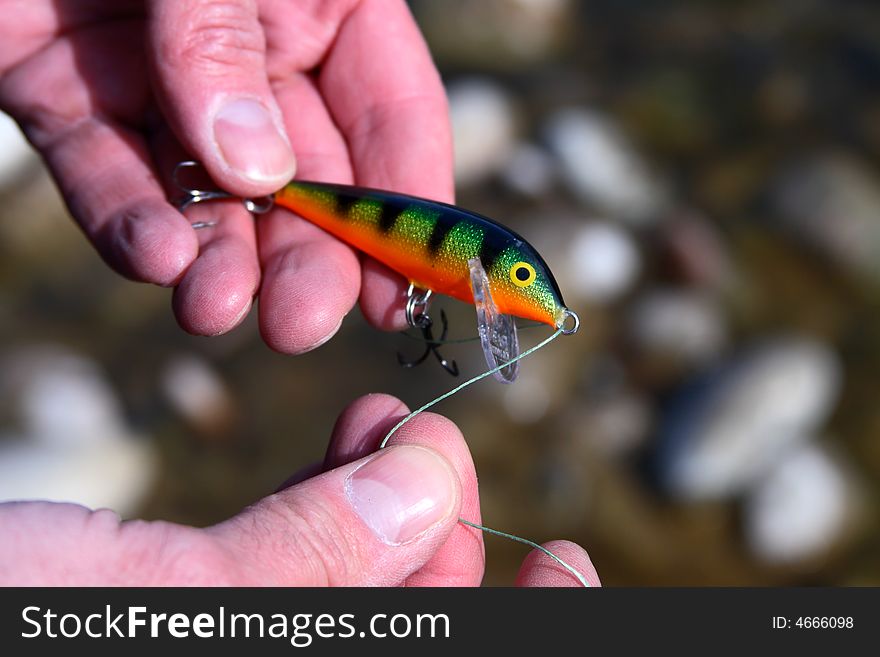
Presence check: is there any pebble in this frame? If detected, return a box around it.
[0,111,37,189]
[543,108,668,225]
[570,391,652,459]
[412,0,574,69]
[563,222,641,303]
[744,443,855,565]
[160,354,236,435]
[499,142,558,198]
[0,438,156,518]
[659,337,842,500]
[502,374,552,424]
[2,347,126,447]
[627,289,727,366]
[0,346,157,516]
[772,154,880,283]
[448,78,518,187]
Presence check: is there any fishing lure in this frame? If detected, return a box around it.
[174,162,579,382]
[173,162,589,586]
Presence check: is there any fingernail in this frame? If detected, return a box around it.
[346,446,457,545]
[213,98,295,184]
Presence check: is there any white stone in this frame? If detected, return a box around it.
[448,79,518,186]
[500,142,558,197]
[628,289,727,364]
[576,392,652,458]
[160,354,233,431]
[744,443,852,565]
[0,439,157,518]
[665,338,842,500]
[0,111,37,189]
[773,154,880,282]
[544,108,667,224]
[412,0,573,67]
[565,222,641,303]
[3,347,126,447]
[502,373,551,424]
[0,346,157,516]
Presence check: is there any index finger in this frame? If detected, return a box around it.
[319,0,454,329]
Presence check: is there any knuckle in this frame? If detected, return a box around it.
[162,2,264,72]
[0,67,92,149]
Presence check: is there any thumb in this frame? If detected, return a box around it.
[148,0,296,196]
[0,446,459,586]
[211,445,462,585]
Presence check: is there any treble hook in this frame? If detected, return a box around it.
[398,309,459,376]
[172,160,275,224]
[397,285,459,376]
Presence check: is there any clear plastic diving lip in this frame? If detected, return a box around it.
[468,257,520,383]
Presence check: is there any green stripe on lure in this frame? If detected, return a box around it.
[174,161,580,381]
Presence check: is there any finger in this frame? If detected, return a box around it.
[515,540,601,588]
[257,215,360,353]
[146,134,261,335]
[0,29,198,286]
[320,0,454,332]
[147,0,296,197]
[324,393,410,470]
[211,444,461,586]
[256,74,360,354]
[320,0,453,199]
[358,258,410,331]
[52,119,199,287]
[171,200,260,335]
[324,394,484,586]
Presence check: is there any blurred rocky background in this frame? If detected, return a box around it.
[1,0,879,585]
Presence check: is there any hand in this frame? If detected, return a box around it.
[0,395,598,586]
[0,0,452,350]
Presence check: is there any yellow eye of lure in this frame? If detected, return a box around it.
[509,262,536,287]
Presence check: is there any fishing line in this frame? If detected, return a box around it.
[380,327,591,587]
[381,328,563,449]
[458,519,589,588]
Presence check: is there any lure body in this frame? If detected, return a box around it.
[274,182,568,328]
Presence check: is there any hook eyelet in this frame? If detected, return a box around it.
[559,309,580,335]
